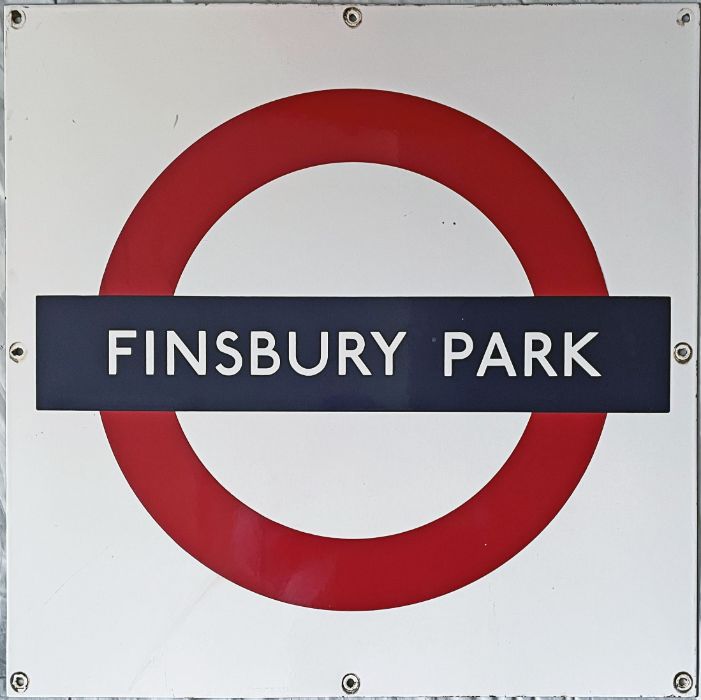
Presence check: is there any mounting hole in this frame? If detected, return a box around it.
[677,8,693,25]
[343,7,362,28]
[9,9,25,29]
[9,342,26,363]
[341,672,360,695]
[9,672,29,694]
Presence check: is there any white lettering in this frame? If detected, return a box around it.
[524,331,557,377]
[338,331,371,376]
[289,331,329,376]
[145,330,155,376]
[216,331,243,376]
[564,332,600,377]
[444,332,474,377]
[251,331,281,376]
[371,331,406,376]
[167,330,206,376]
[108,330,137,375]
[477,332,517,377]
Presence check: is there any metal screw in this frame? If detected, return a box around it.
[677,8,692,25]
[8,9,25,29]
[673,342,692,364]
[9,672,29,694]
[341,672,360,695]
[343,7,362,28]
[674,672,694,694]
[9,342,26,363]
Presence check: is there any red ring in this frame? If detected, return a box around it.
[100,89,607,610]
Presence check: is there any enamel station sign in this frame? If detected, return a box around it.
[5,4,699,697]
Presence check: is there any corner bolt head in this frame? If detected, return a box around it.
[674,672,694,694]
[10,672,29,694]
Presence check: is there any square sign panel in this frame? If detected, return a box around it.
[5,3,699,697]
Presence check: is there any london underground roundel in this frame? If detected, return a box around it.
[49,88,663,611]
[38,89,672,611]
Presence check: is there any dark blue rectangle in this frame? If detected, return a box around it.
[36,296,670,413]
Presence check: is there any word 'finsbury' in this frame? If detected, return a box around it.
[108,330,600,377]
